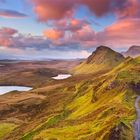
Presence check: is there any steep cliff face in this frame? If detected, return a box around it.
[72,46,125,74]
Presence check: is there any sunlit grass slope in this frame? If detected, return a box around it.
[17,57,140,140]
[0,123,17,139]
[2,56,140,140]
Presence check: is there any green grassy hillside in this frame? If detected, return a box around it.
[1,56,140,140]
[72,46,125,75]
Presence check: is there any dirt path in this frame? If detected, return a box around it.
[134,96,140,140]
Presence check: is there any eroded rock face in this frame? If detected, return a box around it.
[109,123,133,140]
[130,82,140,94]
[109,126,121,140]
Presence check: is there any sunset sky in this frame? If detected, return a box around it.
[0,0,140,59]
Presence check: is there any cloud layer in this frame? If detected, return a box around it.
[30,0,140,49]
[1,0,140,59]
[0,27,18,46]
[0,9,27,18]
[44,29,64,40]
[97,18,140,47]
[31,0,140,22]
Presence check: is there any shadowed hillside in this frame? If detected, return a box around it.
[123,46,140,57]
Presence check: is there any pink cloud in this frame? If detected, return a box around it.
[43,18,90,41]
[31,0,140,49]
[81,0,113,17]
[1,19,140,54]
[31,0,139,22]
[0,27,18,35]
[28,0,140,50]
[0,38,13,46]
[67,18,89,32]
[43,29,64,40]
[42,17,140,49]
[31,0,75,21]
[0,27,18,47]
[62,18,140,48]
[53,18,90,31]
[0,9,27,18]
[72,25,95,42]
[97,18,140,47]
[116,0,140,18]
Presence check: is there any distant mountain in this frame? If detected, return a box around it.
[72,46,125,74]
[123,46,140,57]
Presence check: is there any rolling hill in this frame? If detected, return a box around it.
[0,60,82,87]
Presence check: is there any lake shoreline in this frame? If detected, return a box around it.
[0,86,33,95]
[52,74,72,80]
